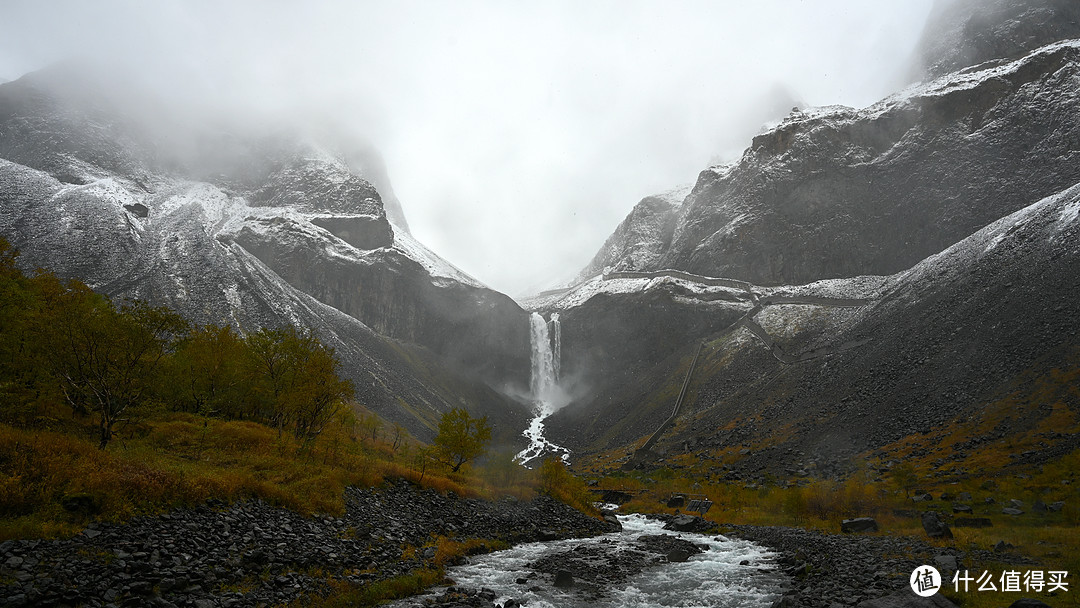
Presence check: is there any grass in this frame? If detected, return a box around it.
[0,408,548,541]
[586,448,1080,607]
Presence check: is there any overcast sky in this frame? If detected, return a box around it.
[0,1,935,296]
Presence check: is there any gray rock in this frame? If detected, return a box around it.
[667,548,691,563]
[921,511,953,539]
[1001,507,1024,516]
[956,492,972,502]
[1008,499,1024,509]
[933,554,959,573]
[994,540,1015,553]
[1032,500,1047,513]
[841,518,879,533]
[1048,501,1065,512]
[553,570,574,588]
[952,504,972,514]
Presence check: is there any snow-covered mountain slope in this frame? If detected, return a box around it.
[548,179,1080,475]
[571,185,690,285]
[0,66,530,442]
[913,0,1080,81]
[579,37,1080,287]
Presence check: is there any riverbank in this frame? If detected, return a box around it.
[0,480,616,607]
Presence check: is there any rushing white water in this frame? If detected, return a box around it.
[401,513,787,608]
[515,312,571,465]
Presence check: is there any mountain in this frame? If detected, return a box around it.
[543,1,1080,476]
[588,39,1080,287]
[0,64,532,443]
[548,181,1080,478]
[914,0,1080,81]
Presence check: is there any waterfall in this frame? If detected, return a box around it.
[528,312,557,404]
[516,312,570,465]
[550,312,561,383]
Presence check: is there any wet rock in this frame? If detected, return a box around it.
[553,570,574,588]
[663,514,715,533]
[666,548,690,563]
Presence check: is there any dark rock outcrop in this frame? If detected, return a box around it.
[913,0,1080,81]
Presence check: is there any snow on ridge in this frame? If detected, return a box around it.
[391,229,486,289]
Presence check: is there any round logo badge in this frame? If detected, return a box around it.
[910,565,942,597]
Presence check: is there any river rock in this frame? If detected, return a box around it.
[666,548,690,563]
[841,518,879,533]
[664,514,714,533]
[553,570,574,588]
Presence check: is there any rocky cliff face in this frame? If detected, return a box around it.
[572,186,688,284]
[546,11,1080,472]
[549,181,1080,474]
[0,65,530,442]
[914,0,1080,80]
[580,40,1080,287]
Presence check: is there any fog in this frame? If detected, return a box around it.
[0,1,935,296]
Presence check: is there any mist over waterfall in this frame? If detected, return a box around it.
[516,312,571,465]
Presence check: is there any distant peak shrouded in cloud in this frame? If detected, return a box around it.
[0,0,935,295]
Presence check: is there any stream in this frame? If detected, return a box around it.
[395,513,788,607]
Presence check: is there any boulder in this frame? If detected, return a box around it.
[1048,501,1065,512]
[553,570,574,588]
[956,492,972,501]
[841,518,879,533]
[1001,507,1024,516]
[664,514,714,533]
[1032,500,1047,513]
[994,540,1015,553]
[1008,499,1024,509]
[921,511,952,539]
[667,548,691,563]
[667,494,686,508]
[952,504,972,514]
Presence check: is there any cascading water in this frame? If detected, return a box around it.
[392,513,786,608]
[515,312,571,465]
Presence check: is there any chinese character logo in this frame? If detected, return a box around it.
[911,565,942,597]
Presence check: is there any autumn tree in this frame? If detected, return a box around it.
[243,326,354,441]
[433,407,492,473]
[161,324,245,417]
[38,282,187,448]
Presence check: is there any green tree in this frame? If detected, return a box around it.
[243,326,354,441]
[0,239,59,422]
[433,407,492,473]
[162,324,245,417]
[38,282,187,448]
